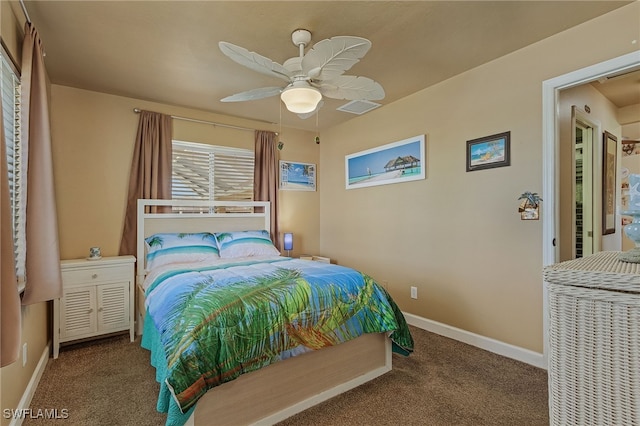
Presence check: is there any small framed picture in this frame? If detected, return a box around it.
[279,161,316,191]
[466,131,511,172]
[519,203,540,220]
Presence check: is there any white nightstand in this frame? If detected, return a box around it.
[300,255,331,263]
[53,255,136,359]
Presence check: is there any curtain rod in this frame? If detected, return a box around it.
[133,108,274,134]
[19,0,31,23]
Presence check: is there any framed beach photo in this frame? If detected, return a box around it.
[279,161,316,191]
[345,135,426,190]
[466,131,510,172]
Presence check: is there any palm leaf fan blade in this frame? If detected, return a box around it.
[218,41,291,81]
[302,36,371,81]
[221,86,283,102]
[317,76,385,100]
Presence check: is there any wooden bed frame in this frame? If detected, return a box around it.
[136,199,392,425]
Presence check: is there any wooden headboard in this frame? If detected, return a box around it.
[136,199,271,284]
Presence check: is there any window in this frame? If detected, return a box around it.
[172,141,254,212]
[1,45,26,287]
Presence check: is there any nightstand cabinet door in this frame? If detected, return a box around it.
[60,286,97,339]
[97,282,130,332]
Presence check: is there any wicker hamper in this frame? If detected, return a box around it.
[543,251,640,426]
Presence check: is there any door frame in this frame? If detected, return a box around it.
[542,50,640,366]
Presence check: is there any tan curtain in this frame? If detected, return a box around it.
[21,22,63,305]
[254,130,280,249]
[1,97,22,367]
[119,110,172,256]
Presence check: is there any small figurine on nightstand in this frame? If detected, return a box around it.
[88,247,102,260]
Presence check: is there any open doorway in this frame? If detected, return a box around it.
[542,50,640,364]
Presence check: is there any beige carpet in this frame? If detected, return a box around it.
[24,326,548,425]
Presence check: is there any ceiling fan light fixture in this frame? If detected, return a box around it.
[220,31,382,120]
[280,83,322,114]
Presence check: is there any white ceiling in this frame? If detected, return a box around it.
[591,69,640,109]
[13,0,634,131]
[591,68,640,141]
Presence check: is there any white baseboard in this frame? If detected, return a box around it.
[8,342,51,426]
[403,312,546,370]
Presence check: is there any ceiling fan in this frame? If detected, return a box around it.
[218,29,384,118]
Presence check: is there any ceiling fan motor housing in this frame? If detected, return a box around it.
[291,29,312,47]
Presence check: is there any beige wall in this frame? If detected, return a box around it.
[318,2,639,353]
[1,3,48,426]
[620,104,640,126]
[0,305,48,426]
[50,85,320,260]
[275,130,322,257]
[1,2,23,65]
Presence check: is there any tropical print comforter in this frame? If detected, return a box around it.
[141,256,413,425]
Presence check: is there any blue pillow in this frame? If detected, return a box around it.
[145,232,219,271]
[214,230,280,258]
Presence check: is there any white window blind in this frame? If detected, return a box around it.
[172,141,254,212]
[1,46,26,286]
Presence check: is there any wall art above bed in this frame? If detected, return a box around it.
[279,161,316,191]
[345,134,426,190]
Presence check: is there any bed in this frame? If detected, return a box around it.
[136,199,413,426]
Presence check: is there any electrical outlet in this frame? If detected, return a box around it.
[22,343,27,367]
[410,286,418,299]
